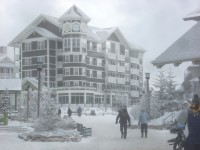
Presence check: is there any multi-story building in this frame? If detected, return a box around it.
[9,5,144,108]
[0,46,21,111]
[0,46,15,79]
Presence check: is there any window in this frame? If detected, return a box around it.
[65,55,70,62]
[24,42,31,51]
[93,70,97,78]
[119,62,124,67]
[111,43,115,53]
[120,49,125,55]
[74,81,79,86]
[131,74,139,80]
[74,68,79,75]
[81,39,86,49]
[130,63,139,69]
[72,38,80,48]
[109,60,116,65]
[92,58,97,65]
[65,68,70,75]
[24,58,32,65]
[74,55,79,63]
[108,72,116,77]
[64,38,71,48]
[59,94,69,104]
[24,70,32,77]
[64,38,71,52]
[64,81,70,87]
[71,93,84,104]
[86,56,90,64]
[37,41,45,49]
[37,56,45,63]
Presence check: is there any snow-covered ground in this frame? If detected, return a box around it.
[0,112,175,150]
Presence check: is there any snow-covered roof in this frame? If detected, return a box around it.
[33,27,61,39]
[0,79,21,91]
[59,5,90,23]
[8,14,62,47]
[189,77,199,82]
[8,5,144,52]
[22,77,48,91]
[0,56,14,68]
[152,21,200,68]
[183,8,200,21]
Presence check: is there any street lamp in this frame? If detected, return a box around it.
[145,73,150,118]
[37,61,43,117]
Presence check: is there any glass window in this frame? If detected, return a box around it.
[24,70,32,77]
[65,68,70,75]
[24,58,32,65]
[74,68,79,75]
[65,55,70,62]
[24,42,31,51]
[37,41,45,49]
[74,55,79,62]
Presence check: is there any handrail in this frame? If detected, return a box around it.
[162,113,175,125]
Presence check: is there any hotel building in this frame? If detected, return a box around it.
[9,5,144,108]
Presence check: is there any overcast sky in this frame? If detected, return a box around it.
[0,0,199,85]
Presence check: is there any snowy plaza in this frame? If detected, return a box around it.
[0,114,174,150]
[1,1,200,150]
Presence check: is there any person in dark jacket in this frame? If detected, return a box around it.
[116,108,131,139]
[67,107,72,117]
[184,94,200,150]
[58,107,61,117]
[77,106,82,117]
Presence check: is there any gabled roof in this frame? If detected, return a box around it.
[183,8,200,21]
[22,77,48,91]
[87,26,145,52]
[33,27,61,39]
[152,21,200,68]
[8,14,62,47]
[0,56,14,68]
[59,5,90,23]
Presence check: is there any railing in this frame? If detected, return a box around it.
[162,113,175,126]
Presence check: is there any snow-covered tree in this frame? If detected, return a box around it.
[165,69,177,100]
[152,70,167,100]
[0,89,10,125]
[33,93,76,131]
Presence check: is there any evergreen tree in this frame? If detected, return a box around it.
[152,70,167,100]
[165,69,177,100]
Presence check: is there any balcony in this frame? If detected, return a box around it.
[117,78,125,84]
[56,74,63,81]
[107,77,116,83]
[108,65,117,72]
[130,80,139,86]
[117,55,125,61]
[130,68,139,75]
[57,62,63,68]
[130,91,139,98]
[107,52,116,59]
[130,57,139,64]
[118,66,125,72]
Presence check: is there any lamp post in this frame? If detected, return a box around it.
[145,73,150,118]
[37,61,43,117]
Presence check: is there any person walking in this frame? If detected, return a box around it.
[116,108,131,139]
[138,109,149,138]
[183,94,200,150]
[58,107,61,117]
[67,107,72,117]
[77,106,82,117]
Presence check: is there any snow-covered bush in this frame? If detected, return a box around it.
[34,94,76,131]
